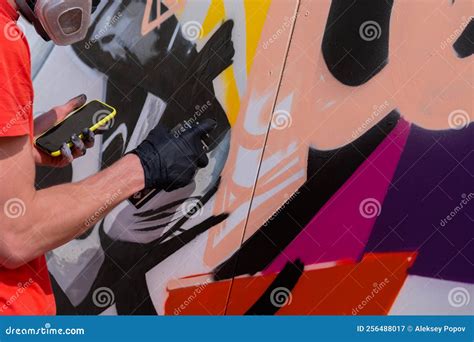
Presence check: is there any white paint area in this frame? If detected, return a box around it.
[390,275,474,315]
[223,0,247,95]
[124,93,167,152]
[32,47,106,114]
[243,91,274,136]
[258,142,298,179]
[179,0,212,28]
[232,146,263,188]
[47,226,104,306]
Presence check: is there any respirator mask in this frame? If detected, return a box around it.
[16,0,100,46]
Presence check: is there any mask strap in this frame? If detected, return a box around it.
[92,0,101,13]
[15,0,51,41]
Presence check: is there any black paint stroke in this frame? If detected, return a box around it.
[322,0,394,86]
[245,260,304,315]
[453,18,473,58]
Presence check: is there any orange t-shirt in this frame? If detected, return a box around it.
[0,2,55,315]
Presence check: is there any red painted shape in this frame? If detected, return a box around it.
[164,252,416,315]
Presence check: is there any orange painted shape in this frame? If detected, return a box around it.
[165,275,229,315]
[141,0,187,36]
[165,252,416,315]
[278,252,416,315]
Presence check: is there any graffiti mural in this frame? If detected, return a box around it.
[28,0,473,315]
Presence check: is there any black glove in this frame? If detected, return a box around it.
[132,119,217,191]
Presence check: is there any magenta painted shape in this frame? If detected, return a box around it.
[263,118,411,274]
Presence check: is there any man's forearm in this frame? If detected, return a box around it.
[3,154,145,268]
[1,117,212,269]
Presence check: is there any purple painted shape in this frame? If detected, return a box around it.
[365,123,474,283]
[263,119,411,274]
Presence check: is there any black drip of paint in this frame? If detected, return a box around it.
[322,0,394,86]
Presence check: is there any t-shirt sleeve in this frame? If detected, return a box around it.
[0,20,33,138]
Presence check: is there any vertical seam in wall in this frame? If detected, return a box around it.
[223,0,302,315]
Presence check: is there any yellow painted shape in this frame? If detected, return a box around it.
[244,0,272,73]
[200,0,274,124]
[202,0,226,36]
[201,0,241,125]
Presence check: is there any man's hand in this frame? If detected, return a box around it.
[33,94,98,168]
[132,119,217,191]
